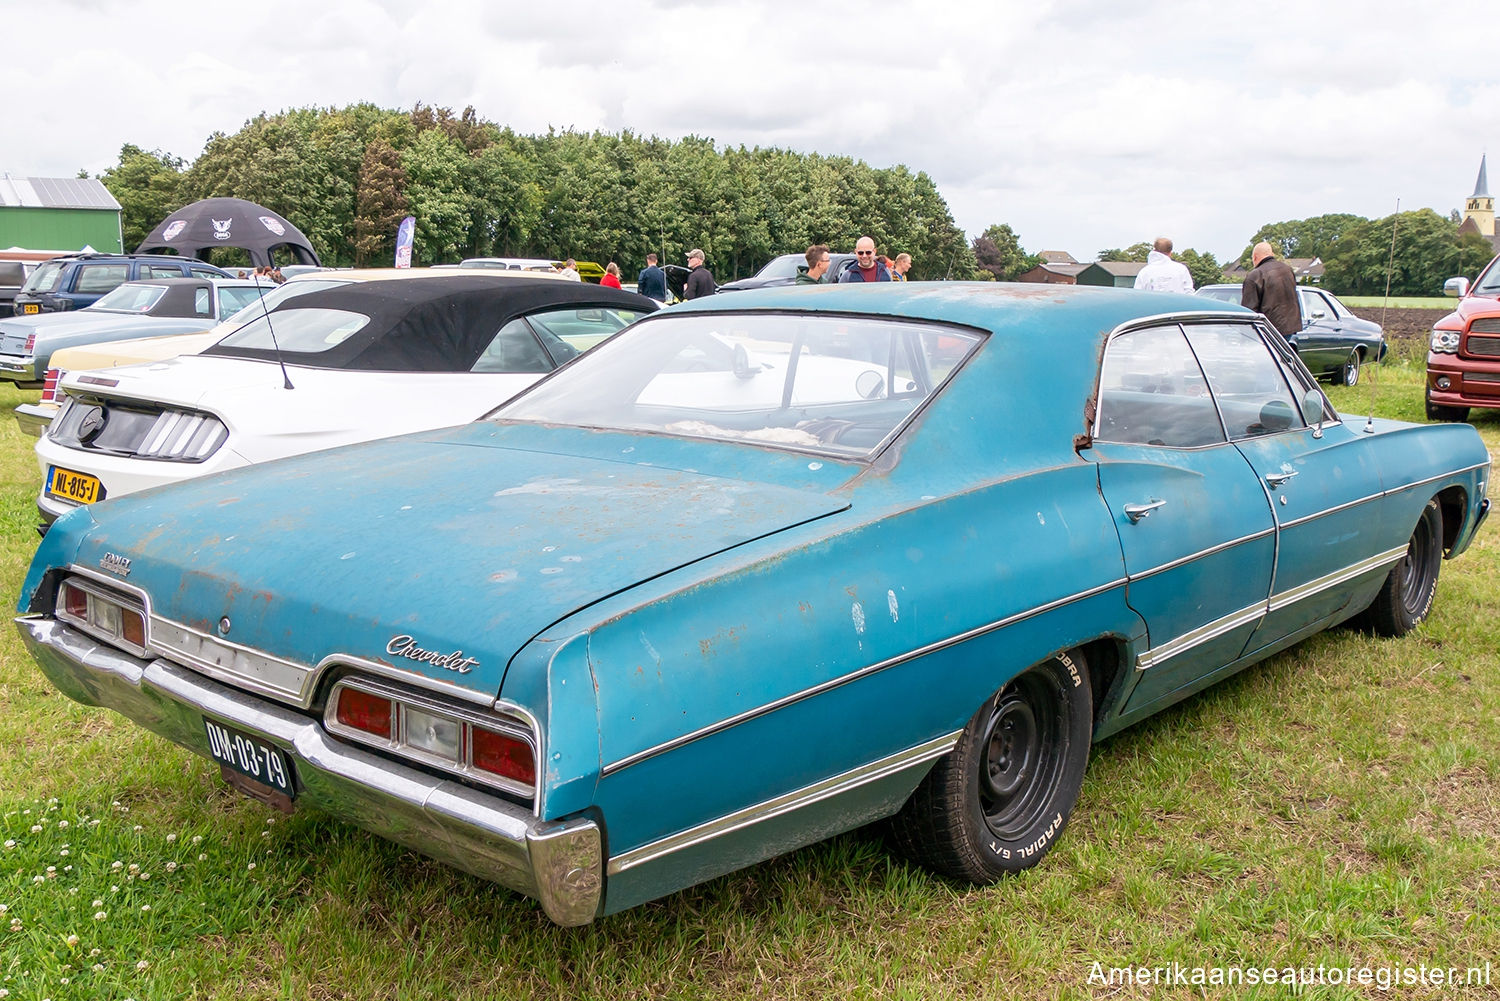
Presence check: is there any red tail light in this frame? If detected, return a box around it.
[41,368,61,403]
[25,333,36,353]
[335,688,394,738]
[472,726,536,785]
[62,582,88,619]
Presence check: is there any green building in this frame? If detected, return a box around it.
[0,175,123,253]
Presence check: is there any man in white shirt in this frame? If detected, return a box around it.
[1133,237,1194,293]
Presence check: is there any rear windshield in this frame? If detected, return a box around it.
[22,262,64,293]
[215,308,371,354]
[91,283,167,313]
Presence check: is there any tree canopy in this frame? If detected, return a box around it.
[95,103,977,281]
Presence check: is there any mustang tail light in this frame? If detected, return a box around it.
[56,577,148,657]
[41,368,64,403]
[326,680,537,798]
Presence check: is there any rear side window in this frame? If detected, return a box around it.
[216,286,267,317]
[73,264,130,294]
[215,308,370,353]
[190,268,221,280]
[194,289,212,316]
[1096,325,1225,448]
[91,284,166,313]
[472,318,554,373]
[146,264,185,279]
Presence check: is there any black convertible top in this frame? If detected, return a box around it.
[201,276,656,371]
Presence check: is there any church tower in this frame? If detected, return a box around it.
[1463,155,1494,237]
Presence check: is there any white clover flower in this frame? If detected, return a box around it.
[0,904,6,914]
[63,866,72,873]
[164,862,178,873]
[89,948,100,957]
[191,835,202,845]
[140,872,151,881]
[29,826,41,834]
[31,876,43,885]
[94,911,106,921]
[266,818,276,825]
[48,798,58,805]
[110,886,119,893]
[165,834,176,843]
[140,904,150,913]
[132,825,142,833]
[46,866,56,874]
[89,820,99,828]
[111,801,120,808]
[57,821,68,829]
[197,853,206,861]
[92,899,102,908]
[58,850,68,857]
[246,862,256,871]
[0,988,8,998]
[59,978,69,985]
[136,960,149,971]
[65,934,79,947]
[2,840,13,849]
[68,888,78,896]
[9,918,21,931]
[111,861,123,871]
[92,964,104,973]
[261,831,269,838]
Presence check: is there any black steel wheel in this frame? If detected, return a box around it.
[889,650,1092,883]
[1360,499,1443,637]
[1341,349,1361,387]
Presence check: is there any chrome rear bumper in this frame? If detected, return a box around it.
[15,616,603,926]
[14,402,56,438]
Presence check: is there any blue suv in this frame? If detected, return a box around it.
[13,253,230,315]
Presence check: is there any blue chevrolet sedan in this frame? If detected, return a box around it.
[16,283,1490,925]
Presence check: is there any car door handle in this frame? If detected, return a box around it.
[1123,499,1167,523]
[1265,470,1298,488]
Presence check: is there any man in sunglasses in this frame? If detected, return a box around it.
[839,236,892,282]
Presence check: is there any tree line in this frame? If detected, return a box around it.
[96,103,979,282]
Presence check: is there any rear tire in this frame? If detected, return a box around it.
[1341,349,1361,387]
[889,650,1092,883]
[1424,388,1469,423]
[1362,499,1442,637]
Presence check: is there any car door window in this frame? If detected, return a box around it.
[1183,322,1304,439]
[472,318,554,373]
[216,286,266,317]
[146,265,184,279]
[1096,324,1224,447]
[524,307,652,357]
[190,268,220,280]
[1300,289,1331,325]
[73,264,129,294]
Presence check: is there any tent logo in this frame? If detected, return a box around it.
[259,216,286,236]
[161,220,187,241]
[212,219,233,240]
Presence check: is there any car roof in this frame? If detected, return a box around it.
[201,275,656,371]
[291,267,567,283]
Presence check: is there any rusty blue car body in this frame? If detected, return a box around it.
[16,283,1491,925]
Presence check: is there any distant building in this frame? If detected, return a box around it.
[1286,257,1324,284]
[1076,261,1145,288]
[1457,155,1498,252]
[1016,261,1087,284]
[1037,250,1078,265]
[0,175,123,253]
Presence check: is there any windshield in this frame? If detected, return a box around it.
[215,308,371,354]
[22,262,63,293]
[754,255,803,280]
[89,283,167,313]
[1475,256,1500,295]
[495,312,983,458]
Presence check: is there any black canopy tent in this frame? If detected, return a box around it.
[136,197,321,268]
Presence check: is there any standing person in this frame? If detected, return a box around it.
[637,253,667,302]
[600,262,622,288]
[684,248,716,299]
[1241,241,1300,340]
[794,245,832,284]
[1133,237,1194,293]
[839,237,892,282]
[891,253,912,281]
[557,258,582,281]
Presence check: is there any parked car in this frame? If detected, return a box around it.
[32,275,654,525]
[16,283,1489,925]
[1426,253,1500,421]
[0,278,269,387]
[0,260,37,311]
[1197,284,1386,385]
[12,268,498,437]
[12,253,230,315]
[716,252,857,292]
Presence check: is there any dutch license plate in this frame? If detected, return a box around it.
[22,304,40,314]
[203,719,295,797]
[45,465,104,505]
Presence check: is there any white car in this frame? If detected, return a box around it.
[34,274,655,525]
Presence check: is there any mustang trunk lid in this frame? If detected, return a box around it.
[57,425,850,698]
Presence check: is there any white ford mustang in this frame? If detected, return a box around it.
[34,274,655,525]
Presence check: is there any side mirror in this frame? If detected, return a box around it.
[1259,399,1295,432]
[1301,388,1325,433]
[855,370,886,400]
[732,343,762,380]
[1308,308,1326,322]
[1444,276,1470,298]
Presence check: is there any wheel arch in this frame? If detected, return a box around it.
[1435,485,1468,554]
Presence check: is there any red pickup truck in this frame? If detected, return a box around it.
[1427,253,1500,421]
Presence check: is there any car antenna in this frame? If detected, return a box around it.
[1366,200,1399,434]
[251,265,295,390]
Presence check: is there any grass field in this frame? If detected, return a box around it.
[1,361,1496,1000]
[1339,296,1453,310]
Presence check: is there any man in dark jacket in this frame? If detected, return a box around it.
[684,248,716,299]
[1241,241,1301,340]
[794,245,832,285]
[636,253,667,302]
[838,236,891,282]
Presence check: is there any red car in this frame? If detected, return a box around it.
[1427,253,1500,421]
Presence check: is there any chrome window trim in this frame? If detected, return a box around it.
[601,576,1126,777]
[324,676,539,803]
[608,729,962,875]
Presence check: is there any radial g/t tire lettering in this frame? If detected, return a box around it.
[890,649,1092,883]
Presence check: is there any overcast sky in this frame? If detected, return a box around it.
[11,0,1497,262]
